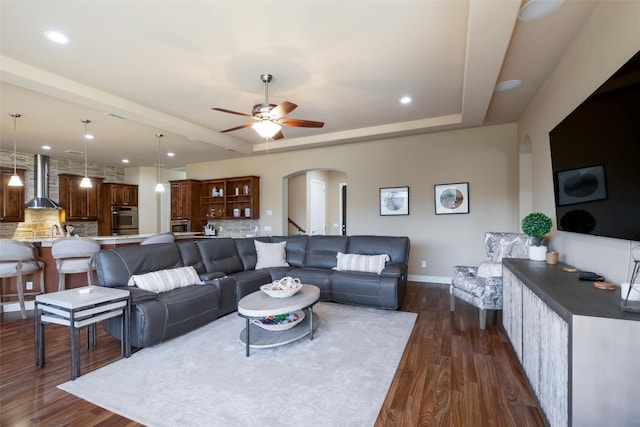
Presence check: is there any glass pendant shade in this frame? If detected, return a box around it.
[8,113,23,187]
[155,133,164,192]
[252,120,281,138]
[8,174,23,186]
[79,176,92,188]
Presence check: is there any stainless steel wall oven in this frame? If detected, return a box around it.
[111,206,138,234]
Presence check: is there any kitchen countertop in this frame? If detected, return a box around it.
[19,232,201,247]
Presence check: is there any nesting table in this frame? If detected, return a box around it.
[35,286,130,380]
[237,284,320,357]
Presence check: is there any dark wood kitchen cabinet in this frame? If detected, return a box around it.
[58,174,103,221]
[170,179,201,224]
[104,183,138,206]
[0,166,25,222]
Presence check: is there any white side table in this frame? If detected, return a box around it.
[35,286,130,380]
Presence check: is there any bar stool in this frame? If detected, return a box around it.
[51,237,101,291]
[140,232,175,245]
[0,239,45,319]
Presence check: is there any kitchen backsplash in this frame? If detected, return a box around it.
[0,149,121,239]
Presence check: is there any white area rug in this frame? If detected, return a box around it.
[59,302,416,427]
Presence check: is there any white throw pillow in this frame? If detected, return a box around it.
[335,252,390,274]
[254,240,289,269]
[127,266,203,292]
[476,261,503,278]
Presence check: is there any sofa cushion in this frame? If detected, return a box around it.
[335,252,390,274]
[304,236,348,269]
[196,238,244,274]
[235,237,270,270]
[95,243,183,288]
[127,266,203,292]
[347,235,410,265]
[270,235,308,268]
[255,240,290,269]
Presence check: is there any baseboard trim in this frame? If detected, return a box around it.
[1,301,35,313]
[409,274,451,284]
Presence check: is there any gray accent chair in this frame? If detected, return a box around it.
[450,232,532,329]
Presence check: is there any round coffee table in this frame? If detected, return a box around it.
[237,284,320,357]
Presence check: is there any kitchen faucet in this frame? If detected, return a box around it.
[51,224,61,239]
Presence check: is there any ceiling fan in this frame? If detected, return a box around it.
[212,73,324,140]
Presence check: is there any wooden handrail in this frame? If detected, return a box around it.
[287,218,306,234]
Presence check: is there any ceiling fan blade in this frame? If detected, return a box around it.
[272,130,285,140]
[212,107,254,118]
[220,123,254,133]
[270,101,297,118]
[279,118,324,128]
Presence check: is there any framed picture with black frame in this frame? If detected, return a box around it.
[380,186,409,216]
[434,182,469,215]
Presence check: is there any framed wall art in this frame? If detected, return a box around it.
[380,186,409,216]
[434,182,469,215]
[556,164,607,206]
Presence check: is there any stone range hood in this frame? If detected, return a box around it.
[25,154,62,209]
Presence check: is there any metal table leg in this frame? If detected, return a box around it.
[245,318,250,357]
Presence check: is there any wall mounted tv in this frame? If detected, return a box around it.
[549,50,640,241]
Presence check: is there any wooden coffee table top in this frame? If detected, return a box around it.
[237,284,320,318]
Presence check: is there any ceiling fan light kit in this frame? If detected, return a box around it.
[213,73,324,140]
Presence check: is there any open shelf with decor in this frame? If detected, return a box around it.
[200,176,259,220]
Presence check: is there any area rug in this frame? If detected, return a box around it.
[59,302,417,427]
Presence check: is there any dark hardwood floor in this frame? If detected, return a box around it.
[0,282,545,426]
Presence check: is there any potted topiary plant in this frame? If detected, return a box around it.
[521,212,553,261]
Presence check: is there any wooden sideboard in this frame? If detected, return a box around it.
[502,258,640,427]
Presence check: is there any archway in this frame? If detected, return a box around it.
[284,169,347,236]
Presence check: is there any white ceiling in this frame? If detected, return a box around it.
[0,0,600,170]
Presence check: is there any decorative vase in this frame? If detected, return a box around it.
[529,245,547,261]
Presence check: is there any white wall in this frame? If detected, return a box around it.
[125,166,185,234]
[188,123,519,281]
[517,0,640,284]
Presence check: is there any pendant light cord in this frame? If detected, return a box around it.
[10,113,21,174]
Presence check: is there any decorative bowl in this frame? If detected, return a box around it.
[252,310,305,331]
[260,277,302,298]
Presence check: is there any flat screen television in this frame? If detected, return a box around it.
[549,50,640,241]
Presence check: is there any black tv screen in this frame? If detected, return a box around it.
[549,50,640,241]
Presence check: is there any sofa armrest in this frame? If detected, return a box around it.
[380,264,406,278]
[199,271,227,281]
[109,286,159,304]
[453,265,478,279]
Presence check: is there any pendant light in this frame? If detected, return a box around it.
[155,133,164,192]
[79,119,92,188]
[8,113,23,187]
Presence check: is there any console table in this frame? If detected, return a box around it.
[502,259,640,427]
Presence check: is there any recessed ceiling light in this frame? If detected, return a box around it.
[167,152,175,157]
[518,0,564,21]
[44,30,69,44]
[122,159,129,164]
[41,145,51,150]
[495,79,523,92]
[399,96,412,104]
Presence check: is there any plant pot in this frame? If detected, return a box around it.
[529,245,547,261]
